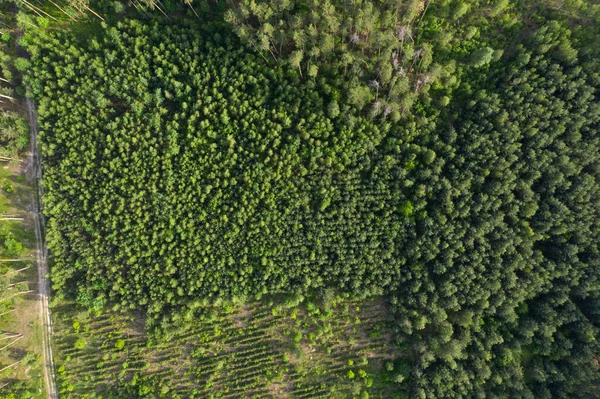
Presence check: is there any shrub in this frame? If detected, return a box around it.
[74,338,87,350]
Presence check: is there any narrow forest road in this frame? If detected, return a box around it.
[16,15,58,397]
[26,83,58,399]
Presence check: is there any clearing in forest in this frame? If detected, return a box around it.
[51,296,408,398]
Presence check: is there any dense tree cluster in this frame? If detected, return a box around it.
[0,2,19,96]
[389,21,600,397]
[225,0,440,116]
[0,2,29,159]
[0,110,28,157]
[29,20,408,318]
[24,0,600,397]
[224,0,519,117]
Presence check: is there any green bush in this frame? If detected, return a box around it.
[73,338,87,350]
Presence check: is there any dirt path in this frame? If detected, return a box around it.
[14,12,58,397]
[26,96,58,399]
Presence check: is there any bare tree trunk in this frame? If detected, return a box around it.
[70,0,85,15]
[262,40,279,63]
[0,333,21,341]
[409,56,418,73]
[0,309,15,318]
[417,0,431,28]
[80,2,105,21]
[21,0,59,21]
[7,281,31,288]
[248,40,271,64]
[0,335,23,351]
[20,2,45,18]
[1,266,29,277]
[184,0,200,19]
[47,0,77,21]
[1,290,34,302]
[153,0,171,19]
[130,0,152,20]
[0,358,24,373]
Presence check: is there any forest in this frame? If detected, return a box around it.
[6,0,600,397]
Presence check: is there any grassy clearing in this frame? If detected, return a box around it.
[52,296,406,398]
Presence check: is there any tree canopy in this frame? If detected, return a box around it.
[22,0,600,397]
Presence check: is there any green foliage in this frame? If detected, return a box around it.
[74,338,87,350]
[30,20,397,321]
[72,320,80,334]
[0,111,29,156]
[292,330,303,344]
[327,100,340,119]
[51,299,400,397]
[113,1,125,14]
[23,2,600,398]
[12,57,29,72]
[490,0,510,17]
[399,201,414,217]
[225,0,445,115]
[389,17,600,398]
[453,2,470,20]
[103,373,174,399]
[4,235,23,255]
[470,46,495,67]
